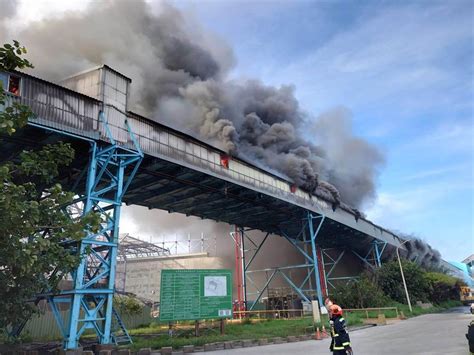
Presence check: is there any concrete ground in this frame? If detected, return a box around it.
[207,307,473,355]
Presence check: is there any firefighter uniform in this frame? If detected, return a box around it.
[466,320,474,354]
[329,314,352,355]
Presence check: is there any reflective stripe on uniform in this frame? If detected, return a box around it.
[342,342,351,346]
[333,346,345,350]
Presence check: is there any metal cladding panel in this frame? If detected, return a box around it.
[7,71,403,248]
[60,66,129,112]
[103,67,129,112]
[9,74,101,138]
[60,69,102,101]
[104,106,128,143]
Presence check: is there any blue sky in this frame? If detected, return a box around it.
[171,0,473,261]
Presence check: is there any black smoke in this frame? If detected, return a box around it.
[404,236,442,268]
[0,0,384,209]
[382,233,442,269]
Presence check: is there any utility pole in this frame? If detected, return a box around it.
[396,240,413,313]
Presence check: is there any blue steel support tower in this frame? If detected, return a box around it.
[245,211,327,311]
[44,112,143,349]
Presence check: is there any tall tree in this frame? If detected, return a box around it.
[0,41,99,332]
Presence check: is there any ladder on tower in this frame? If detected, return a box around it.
[111,307,133,346]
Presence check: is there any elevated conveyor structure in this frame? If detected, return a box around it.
[1,66,404,349]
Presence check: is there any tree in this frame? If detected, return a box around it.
[375,260,430,303]
[0,41,99,333]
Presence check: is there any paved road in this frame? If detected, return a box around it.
[208,307,473,355]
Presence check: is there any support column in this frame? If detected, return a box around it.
[232,226,245,316]
[307,212,325,307]
[321,248,356,291]
[243,212,326,311]
[352,240,388,269]
[49,113,142,349]
[373,240,387,268]
[317,246,327,299]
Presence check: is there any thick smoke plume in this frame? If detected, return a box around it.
[1,0,384,208]
[382,233,442,269]
[403,236,442,268]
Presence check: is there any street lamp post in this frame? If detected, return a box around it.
[396,240,413,313]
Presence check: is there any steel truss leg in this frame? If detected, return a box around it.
[352,240,387,269]
[242,212,326,310]
[321,249,358,291]
[46,113,143,349]
[321,239,388,293]
[230,226,247,315]
[307,212,325,307]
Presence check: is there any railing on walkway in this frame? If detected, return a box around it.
[233,309,306,319]
[234,306,399,321]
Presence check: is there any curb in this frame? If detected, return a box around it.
[145,333,316,353]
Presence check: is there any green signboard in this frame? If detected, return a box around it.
[159,269,233,321]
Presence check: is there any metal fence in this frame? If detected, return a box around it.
[23,307,154,340]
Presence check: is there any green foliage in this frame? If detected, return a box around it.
[375,260,430,303]
[241,317,252,325]
[129,317,316,350]
[332,274,391,308]
[0,40,33,72]
[0,99,33,135]
[424,272,462,304]
[0,140,101,327]
[0,41,100,333]
[114,295,144,316]
[331,260,463,310]
[0,41,35,135]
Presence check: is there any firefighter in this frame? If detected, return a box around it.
[466,319,474,354]
[325,299,353,355]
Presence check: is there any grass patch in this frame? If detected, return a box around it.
[126,301,462,350]
[395,300,462,317]
[129,318,315,350]
[127,314,368,351]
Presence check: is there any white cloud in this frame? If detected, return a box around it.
[401,163,471,182]
[365,178,472,229]
[393,118,474,161]
[264,2,472,118]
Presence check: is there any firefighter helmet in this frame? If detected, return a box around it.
[330,304,343,316]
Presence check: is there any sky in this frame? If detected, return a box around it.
[8,0,474,261]
[172,0,474,262]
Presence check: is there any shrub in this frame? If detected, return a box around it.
[375,260,430,303]
[424,272,463,304]
[114,295,144,316]
[332,274,390,308]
